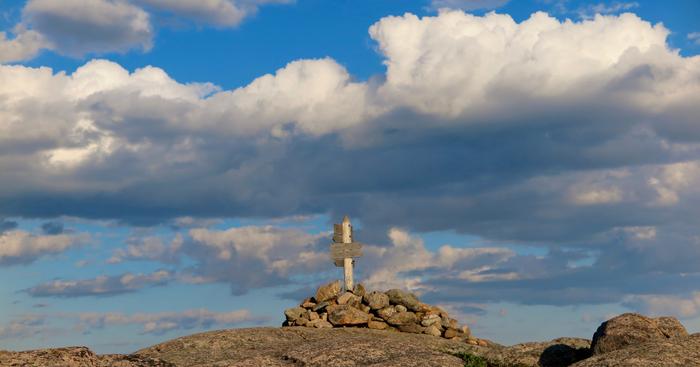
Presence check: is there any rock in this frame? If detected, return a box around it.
[591,313,688,355]
[309,311,319,321]
[368,320,389,330]
[398,323,425,334]
[425,325,442,337]
[0,346,174,367]
[444,328,458,339]
[360,304,371,313]
[315,280,341,303]
[364,291,390,310]
[395,305,408,313]
[312,301,331,313]
[353,283,366,298]
[337,292,358,305]
[377,306,396,321]
[320,312,328,321]
[307,319,333,329]
[441,316,458,329]
[327,305,371,326]
[462,325,471,337]
[421,314,441,327]
[387,311,418,326]
[572,334,700,367]
[301,300,316,308]
[386,289,421,311]
[477,340,488,347]
[136,327,474,367]
[284,307,308,323]
[476,337,590,367]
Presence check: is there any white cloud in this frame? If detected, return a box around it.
[0,230,88,265]
[0,26,46,63]
[569,186,623,205]
[576,2,639,20]
[627,292,700,318]
[107,234,182,264]
[133,0,246,27]
[429,0,510,11]
[78,308,258,334]
[689,32,700,46]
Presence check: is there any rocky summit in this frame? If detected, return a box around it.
[1,311,698,366]
[282,281,489,346]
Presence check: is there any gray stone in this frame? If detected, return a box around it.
[364,291,390,310]
[591,313,688,355]
[312,301,331,313]
[284,307,308,323]
[327,305,371,326]
[398,323,425,334]
[395,305,408,313]
[424,325,442,337]
[385,289,421,311]
[315,280,341,303]
[421,314,441,327]
[352,283,366,298]
[377,307,396,321]
[337,292,358,305]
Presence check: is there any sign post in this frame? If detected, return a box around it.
[330,215,363,291]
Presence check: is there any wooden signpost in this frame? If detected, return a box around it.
[330,215,363,291]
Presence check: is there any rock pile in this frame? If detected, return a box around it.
[283,280,487,346]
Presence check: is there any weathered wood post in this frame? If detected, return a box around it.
[330,215,363,292]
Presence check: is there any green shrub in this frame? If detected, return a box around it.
[453,352,488,367]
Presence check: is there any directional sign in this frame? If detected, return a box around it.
[332,224,344,243]
[330,242,362,260]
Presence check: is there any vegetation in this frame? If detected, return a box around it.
[453,351,488,367]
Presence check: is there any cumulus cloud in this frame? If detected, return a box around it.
[0,26,46,63]
[1,10,700,309]
[26,270,172,297]
[78,308,260,334]
[107,234,182,264]
[0,231,88,265]
[625,292,700,318]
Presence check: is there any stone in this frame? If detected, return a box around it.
[309,311,319,321]
[364,291,390,310]
[385,289,421,311]
[461,325,471,337]
[368,320,389,330]
[572,334,700,367]
[477,340,488,347]
[387,311,418,326]
[444,328,458,339]
[395,305,408,313]
[398,323,425,334]
[327,305,371,326]
[337,292,357,305]
[312,301,331,313]
[360,304,371,313]
[591,313,688,355]
[284,307,308,323]
[315,280,341,303]
[307,319,333,329]
[441,316,458,329]
[424,325,442,337]
[377,306,396,321]
[421,314,441,327]
[320,312,328,321]
[352,283,366,298]
[467,337,479,345]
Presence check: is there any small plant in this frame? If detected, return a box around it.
[453,351,488,367]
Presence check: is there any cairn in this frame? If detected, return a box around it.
[283,280,488,346]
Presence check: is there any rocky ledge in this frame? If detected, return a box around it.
[283,280,489,346]
[1,311,698,366]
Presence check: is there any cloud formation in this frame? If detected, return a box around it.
[26,270,172,297]
[0,230,88,265]
[1,10,700,313]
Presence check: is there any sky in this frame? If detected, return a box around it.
[0,0,700,354]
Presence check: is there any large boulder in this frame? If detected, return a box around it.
[387,311,418,326]
[590,313,688,355]
[385,289,421,311]
[364,291,390,310]
[573,334,700,367]
[284,307,308,324]
[327,305,371,326]
[315,280,341,303]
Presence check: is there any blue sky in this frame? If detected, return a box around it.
[1,0,700,354]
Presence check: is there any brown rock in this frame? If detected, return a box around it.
[461,325,471,337]
[327,305,371,326]
[572,334,700,367]
[284,307,308,323]
[444,328,458,339]
[477,340,488,347]
[368,320,389,330]
[387,311,418,326]
[315,280,341,303]
[424,325,442,337]
[377,307,396,321]
[312,301,331,313]
[0,347,173,367]
[364,291,390,310]
[309,312,319,321]
[395,305,408,313]
[591,313,688,355]
[421,314,441,327]
[307,319,333,329]
[352,283,366,298]
[398,323,425,334]
[337,292,358,305]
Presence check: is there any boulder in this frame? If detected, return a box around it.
[424,325,442,337]
[312,301,331,313]
[307,319,333,329]
[395,305,408,313]
[385,289,421,311]
[591,313,688,355]
[327,305,371,326]
[443,328,458,339]
[352,283,366,298]
[573,334,700,367]
[284,307,308,323]
[421,314,441,327]
[398,323,425,334]
[337,292,358,305]
[364,291,390,310]
[377,306,397,321]
[387,311,418,326]
[315,280,341,303]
